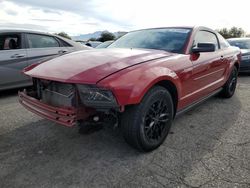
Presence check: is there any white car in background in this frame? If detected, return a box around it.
[0,29,91,91]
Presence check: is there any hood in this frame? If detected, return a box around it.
[25,48,173,84]
[241,49,250,55]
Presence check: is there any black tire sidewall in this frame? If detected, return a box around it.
[224,66,238,97]
[136,87,174,150]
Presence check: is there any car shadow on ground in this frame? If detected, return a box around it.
[0,86,31,99]
[239,72,250,77]
[0,89,19,98]
[0,94,242,187]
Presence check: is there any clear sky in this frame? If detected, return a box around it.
[0,0,249,36]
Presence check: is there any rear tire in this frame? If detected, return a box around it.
[121,86,174,152]
[220,66,238,98]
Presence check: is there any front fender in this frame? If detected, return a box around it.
[98,65,181,106]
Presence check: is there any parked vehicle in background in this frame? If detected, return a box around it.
[85,41,102,48]
[96,40,114,48]
[75,40,86,44]
[19,26,240,151]
[0,29,90,91]
[75,40,92,48]
[228,38,250,72]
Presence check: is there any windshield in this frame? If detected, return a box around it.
[108,28,191,53]
[228,39,250,49]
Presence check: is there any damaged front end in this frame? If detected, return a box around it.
[19,78,119,127]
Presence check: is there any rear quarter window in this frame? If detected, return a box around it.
[56,37,73,47]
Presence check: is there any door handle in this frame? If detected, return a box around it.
[58,50,68,54]
[10,54,26,58]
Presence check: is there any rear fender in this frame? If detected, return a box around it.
[225,52,240,81]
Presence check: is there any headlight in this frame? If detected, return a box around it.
[77,85,118,108]
[241,55,250,61]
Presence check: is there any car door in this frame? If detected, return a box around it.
[0,32,29,90]
[190,30,224,97]
[25,33,68,67]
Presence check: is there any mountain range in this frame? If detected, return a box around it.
[71,31,127,41]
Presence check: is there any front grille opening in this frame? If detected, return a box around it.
[31,78,77,107]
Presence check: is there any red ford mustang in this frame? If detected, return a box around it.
[19,26,241,151]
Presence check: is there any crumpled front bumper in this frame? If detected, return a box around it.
[18,91,92,127]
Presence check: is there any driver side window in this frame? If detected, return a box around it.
[193,30,219,50]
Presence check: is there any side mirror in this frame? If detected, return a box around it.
[192,43,216,53]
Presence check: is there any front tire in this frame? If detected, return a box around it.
[220,66,238,98]
[121,86,174,152]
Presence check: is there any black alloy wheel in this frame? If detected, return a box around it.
[221,66,238,98]
[144,99,170,143]
[121,86,174,151]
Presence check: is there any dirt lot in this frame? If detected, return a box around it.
[0,76,250,188]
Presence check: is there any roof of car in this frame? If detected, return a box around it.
[227,37,250,41]
[0,29,55,36]
[129,26,216,33]
[130,26,194,32]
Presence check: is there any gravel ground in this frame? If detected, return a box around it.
[0,76,249,188]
